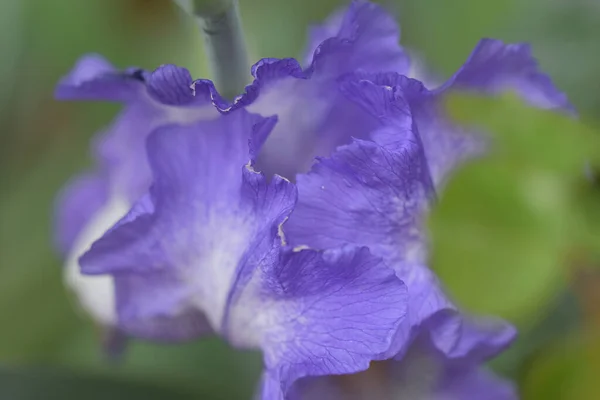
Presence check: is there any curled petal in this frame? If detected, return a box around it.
[80,111,407,398]
[197,1,413,178]
[55,54,145,102]
[253,246,407,400]
[307,0,410,77]
[423,39,573,184]
[287,135,514,362]
[439,38,573,111]
[389,267,516,362]
[80,110,293,339]
[146,64,195,105]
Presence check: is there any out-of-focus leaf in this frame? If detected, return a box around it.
[241,0,341,59]
[429,94,600,324]
[521,332,600,400]
[0,366,209,400]
[490,291,581,379]
[0,0,23,110]
[578,178,600,262]
[509,0,600,114]
[429,157,569,323]
[399,0,519,73]
[448,94,600,173]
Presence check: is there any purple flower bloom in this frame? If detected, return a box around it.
[79,108,408,394]
[55,57,219,325]
[54,0,573,398]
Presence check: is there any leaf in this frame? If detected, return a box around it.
[521,332,600,400]
[429,94,600,324]
[0,366,208,400]
[447,93,600,173]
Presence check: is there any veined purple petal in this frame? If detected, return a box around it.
[287,136,432,269]
[285,133,514,363]
[146,64,196,105]
[79,109,407,398]
[254,246,407,400]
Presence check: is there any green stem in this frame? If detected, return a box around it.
[174,0,249,100]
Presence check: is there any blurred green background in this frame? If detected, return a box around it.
[0,0,599,398]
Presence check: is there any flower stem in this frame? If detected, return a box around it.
[174,0,249,100]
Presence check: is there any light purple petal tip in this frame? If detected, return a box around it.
[440,38,573,112]
[307,0,410,77]
[55,54,144,102]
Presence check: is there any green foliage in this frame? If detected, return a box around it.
[399,0,519,72]
[521,332,600,400]
[0,366,202,400]
[429,93,600,325]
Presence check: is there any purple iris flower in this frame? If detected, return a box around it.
[54,1,572,399]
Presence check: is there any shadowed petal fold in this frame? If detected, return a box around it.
[288,336,517,400]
